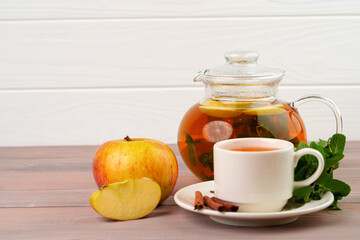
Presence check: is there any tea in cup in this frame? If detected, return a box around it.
[213,138,324,212]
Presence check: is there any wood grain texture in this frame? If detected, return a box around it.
[1,205,360,240]
[0,144,199,207]
[0,0,359,20]
[0,173,199,208]
[0,86,359,146]
[0,143,357,208]
[0,17,359,89]
[0,144,358,239]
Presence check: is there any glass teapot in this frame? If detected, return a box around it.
[178,50,343,181]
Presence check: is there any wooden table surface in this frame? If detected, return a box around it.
[1,142,359,239]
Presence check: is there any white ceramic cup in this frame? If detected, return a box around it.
[213,138,324,212]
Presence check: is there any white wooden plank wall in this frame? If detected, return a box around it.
[0,0,359,146]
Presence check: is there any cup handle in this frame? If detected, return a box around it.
[291,95,343,133]
[293,148,324,189]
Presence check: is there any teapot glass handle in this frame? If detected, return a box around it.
[290,95,343,133]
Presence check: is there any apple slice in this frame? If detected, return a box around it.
[89,178,161,220]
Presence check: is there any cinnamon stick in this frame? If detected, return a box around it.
[194,191,204,210]
[204,196,225,212]
[211,197,239,212]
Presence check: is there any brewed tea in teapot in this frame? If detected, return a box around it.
[178,51,342,180]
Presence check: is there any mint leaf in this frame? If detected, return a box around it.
[305,142,323,177]
[294,142,315,181]
[316,171,331,185]
[294,163,311,181]
[199,171,213,181]
[305,161,318,179]
[184,132,198,167]
[293,186,313,203]
[330,199,341,210]
[333,162,340,171]
[310,142,327,159]
[295,142,309,151]
[256,125,275,138]
[199,149,214,172]
[321,179,351,197]
[312,186,326,200]
[325,153,344,171]
[329,133,346,155]
[293,133,350,209]
[318,139,328,148]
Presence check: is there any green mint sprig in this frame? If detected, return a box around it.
[293,133,351,209]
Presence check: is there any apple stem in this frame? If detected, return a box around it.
[124,136,132,141]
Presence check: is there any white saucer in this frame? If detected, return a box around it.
[174,181,334,227]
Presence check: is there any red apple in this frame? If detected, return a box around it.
[92,136,178,203]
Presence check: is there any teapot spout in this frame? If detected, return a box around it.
[193,70,206,82]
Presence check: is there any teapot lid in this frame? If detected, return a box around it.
[197,51,285,84]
